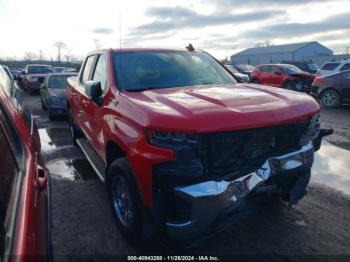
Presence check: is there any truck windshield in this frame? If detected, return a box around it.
[113,51,237,91]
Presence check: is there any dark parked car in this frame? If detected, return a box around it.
[0,65,51,260]
[225,65,250,82]
[40,73,76,119]
[19,64,54,94]
[281,61,319,74]
[310,70,350,107]
[251,64,316,92]
[229,64,255,77]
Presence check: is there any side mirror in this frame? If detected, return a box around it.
[274,71,282,75]
[85,81,102,99]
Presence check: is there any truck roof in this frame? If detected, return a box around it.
[89,48,193,55]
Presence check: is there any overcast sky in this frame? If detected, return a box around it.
[0,0,349,60]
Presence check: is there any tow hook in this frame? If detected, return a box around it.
[313,128,334,152]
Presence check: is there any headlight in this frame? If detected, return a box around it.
[146,129,199,148]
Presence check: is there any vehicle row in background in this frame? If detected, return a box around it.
[250,64,315,92]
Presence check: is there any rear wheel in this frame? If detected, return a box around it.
[320,89,340,107]
[107,158,155,243]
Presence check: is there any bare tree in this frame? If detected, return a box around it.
[64,47,73,62]
[53,41,67,62]
[23,51,37,61]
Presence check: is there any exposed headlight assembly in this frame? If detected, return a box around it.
[146,129,199,149]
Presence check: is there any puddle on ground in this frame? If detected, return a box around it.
[47,158,98,181]
[312,142,350,195]
[39,128,72,151]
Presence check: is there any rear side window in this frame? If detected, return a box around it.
[321,63,340,70]
[340,63,350,71]
[0,126,17,256]
[92,55,108,93]
[81,56,96,84]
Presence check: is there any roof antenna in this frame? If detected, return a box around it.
[186,43,195,51]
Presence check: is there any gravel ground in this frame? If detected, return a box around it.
[18,90,350,261]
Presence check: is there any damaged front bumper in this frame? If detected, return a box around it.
[166,142,315,238]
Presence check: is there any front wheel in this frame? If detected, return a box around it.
[68,111,82,144]
[107,158,155,243]
[320,89,340,107]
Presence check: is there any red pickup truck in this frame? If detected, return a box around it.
[67,48,330,241]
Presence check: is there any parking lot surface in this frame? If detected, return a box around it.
[19,90,350,260]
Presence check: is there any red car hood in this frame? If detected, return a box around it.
[120,83,320,132]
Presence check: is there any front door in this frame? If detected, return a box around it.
[83,54,108,158]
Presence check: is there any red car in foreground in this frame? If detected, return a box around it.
[67,48,330,242]
[0,67,51,261]
[251,64,315,92]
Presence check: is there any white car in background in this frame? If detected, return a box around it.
[317,59,350,76]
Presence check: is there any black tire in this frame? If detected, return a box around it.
[251,78,259,84]
[320,89,340,108]
[107,158,155,243]
[68,111,82,144]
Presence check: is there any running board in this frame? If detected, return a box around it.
[76,138,106,182]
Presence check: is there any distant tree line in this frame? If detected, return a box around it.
[0,40,82,70]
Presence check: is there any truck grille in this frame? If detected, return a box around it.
[198,123,308,179]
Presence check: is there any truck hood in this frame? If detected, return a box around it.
[120,83,320,132]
